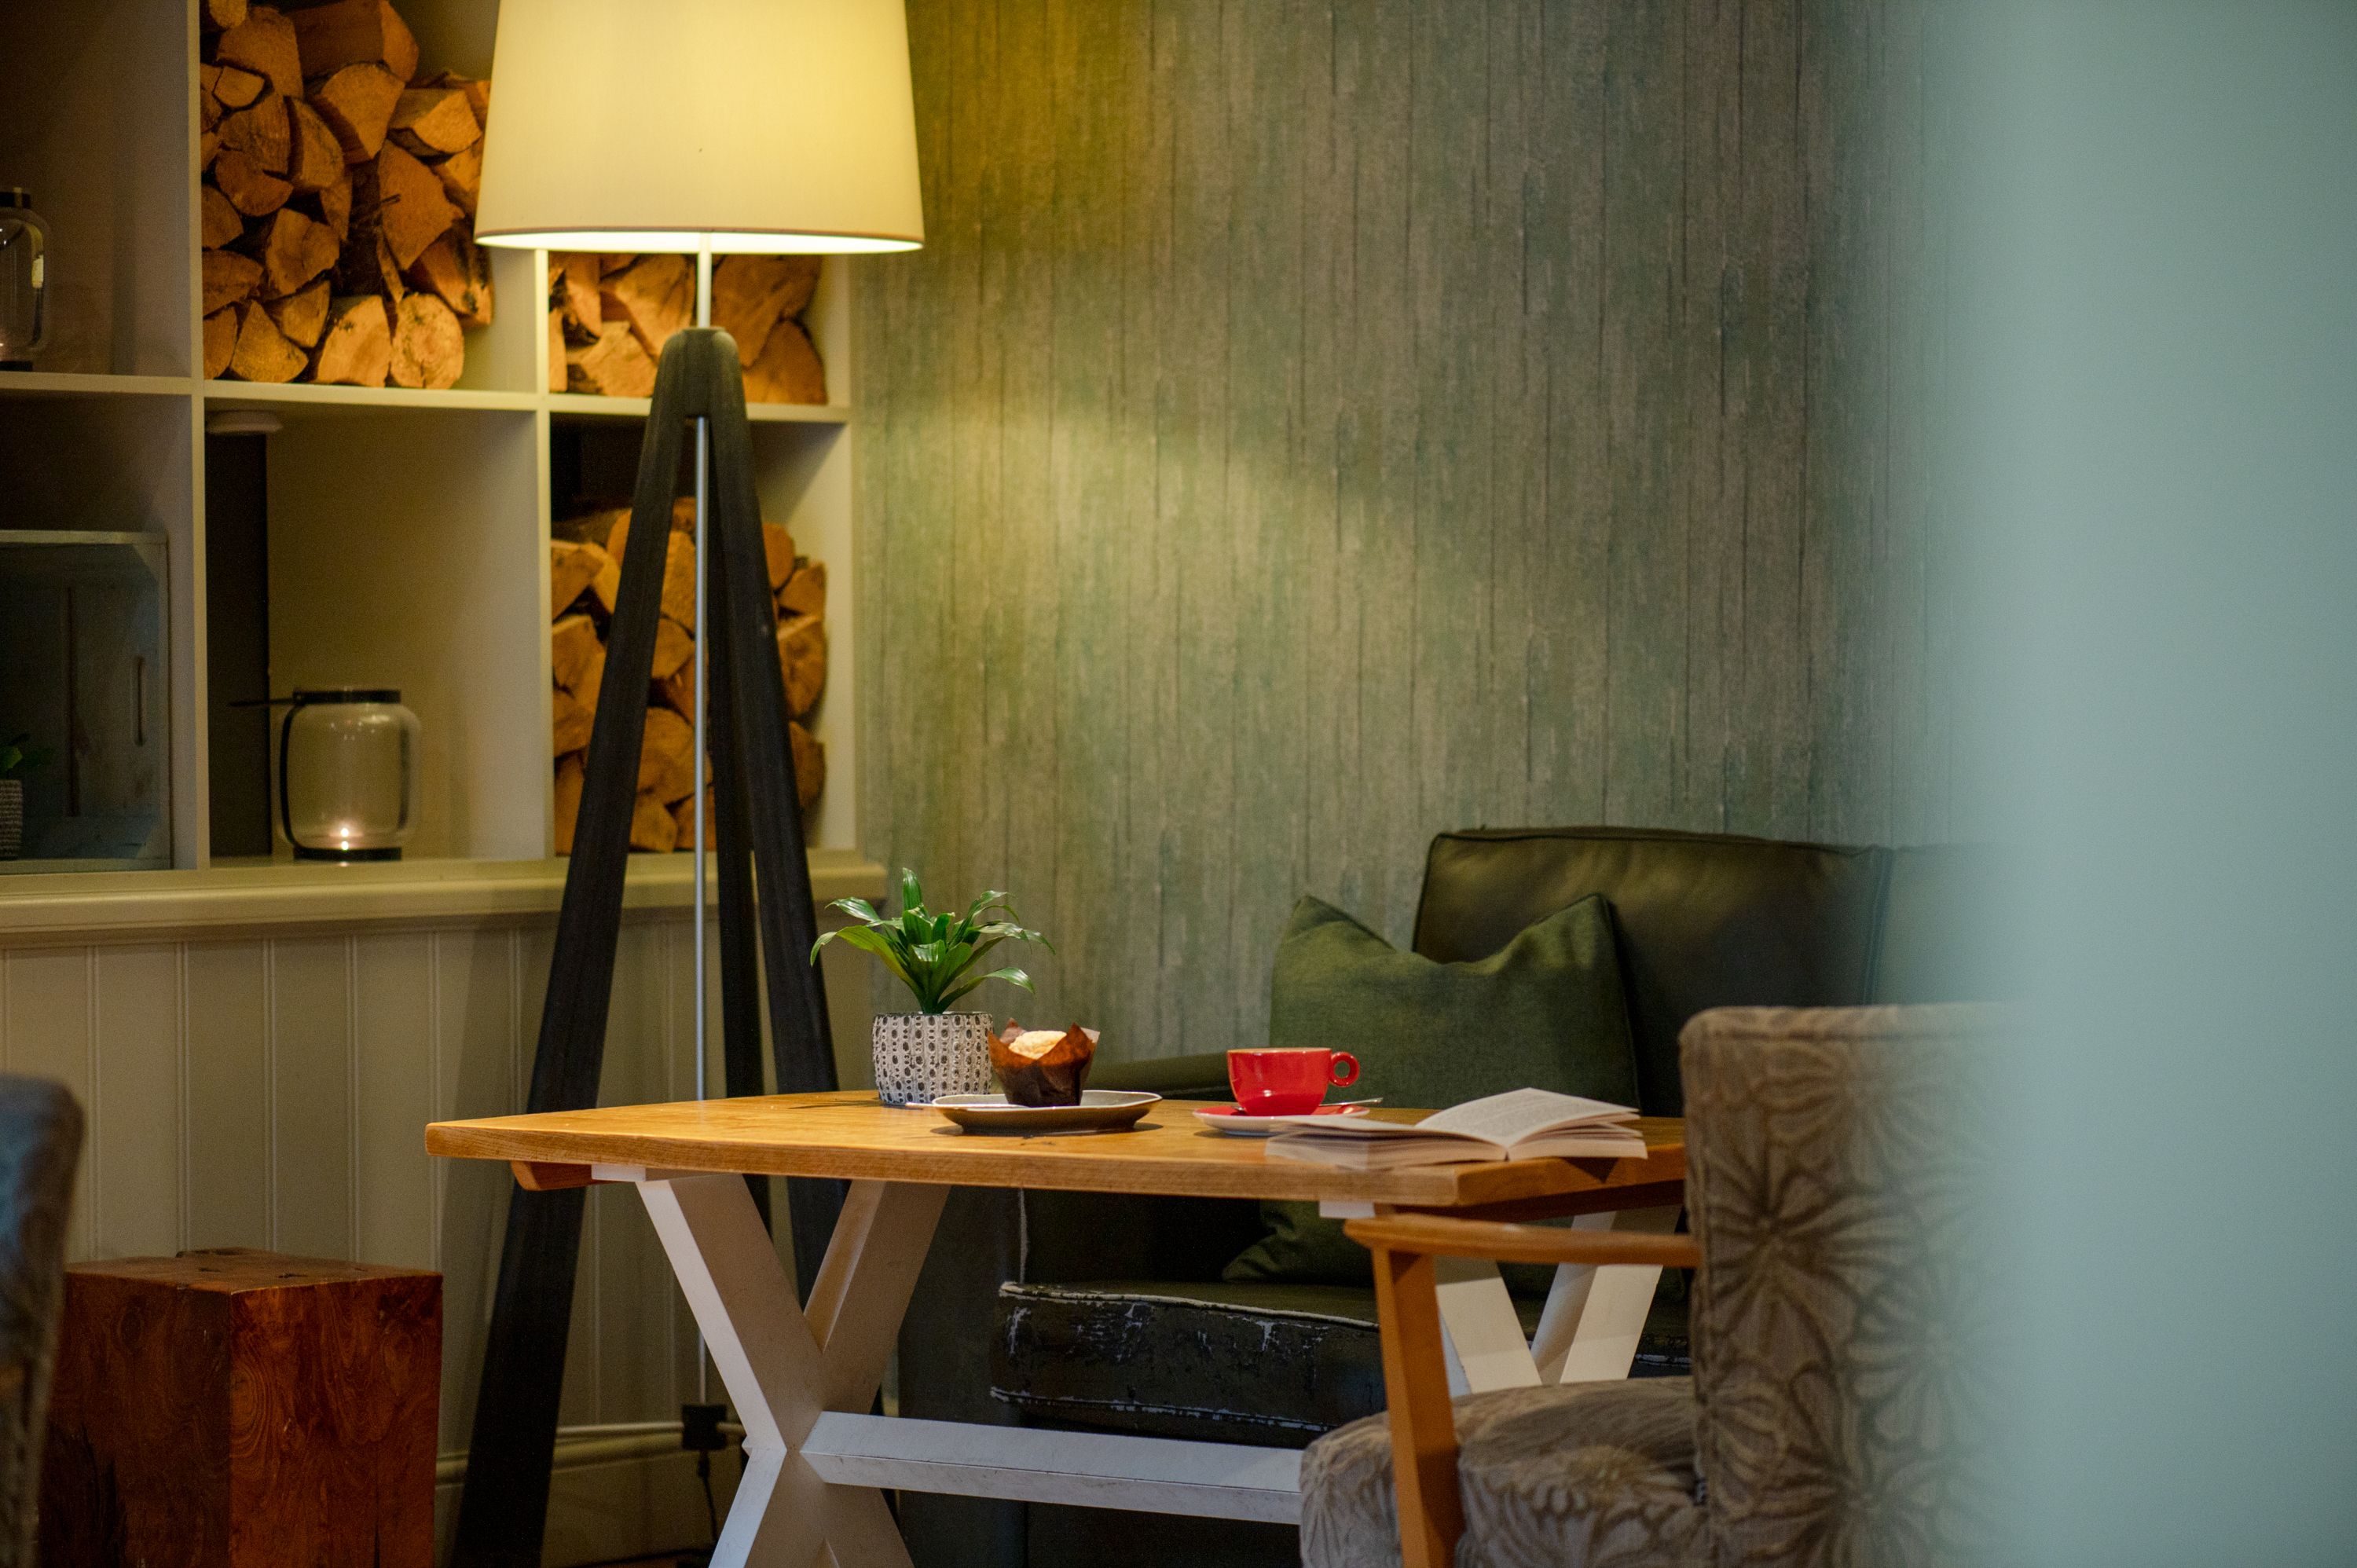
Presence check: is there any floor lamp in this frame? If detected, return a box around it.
[460,5,924,1563]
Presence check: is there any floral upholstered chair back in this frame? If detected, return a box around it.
[0,1075,82,1568]
[1683,1005,1992,1566]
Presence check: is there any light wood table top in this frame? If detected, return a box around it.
[426,1090,1684,1212]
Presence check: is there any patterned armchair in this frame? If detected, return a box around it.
[0,1075,82,1568]
[1299,1005,1990,1568]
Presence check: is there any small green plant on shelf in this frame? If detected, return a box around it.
[0,731,51,861]
[812,868,1053,1015]
[0,734,54,777]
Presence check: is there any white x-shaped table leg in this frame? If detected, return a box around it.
[614,1169,948,1568]
[1324,1200,1682,1394]
[1435,1204,1681,1391]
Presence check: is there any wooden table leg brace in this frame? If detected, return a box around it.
[625,1170,948,1568]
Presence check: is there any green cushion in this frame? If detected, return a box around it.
[1225,892,1641,1288]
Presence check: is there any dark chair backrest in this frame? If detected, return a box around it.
[1411,827,1893,1114]
[0,1075,82,1568]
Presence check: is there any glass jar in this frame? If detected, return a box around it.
[0,188,49,369]
[277,689,420,861]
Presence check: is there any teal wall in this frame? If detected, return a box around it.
[854,0,1945,1057]
[1948,2,2357,1558]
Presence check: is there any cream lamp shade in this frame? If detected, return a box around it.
[475,0,924,254]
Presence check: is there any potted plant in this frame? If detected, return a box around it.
[814,870,1054,1105]
[0,733,53,862]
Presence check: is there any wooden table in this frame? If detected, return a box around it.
[426,1092,1684,1567]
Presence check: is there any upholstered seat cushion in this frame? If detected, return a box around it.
[990,1279,1692,1447]
[1300,1378,1707,1568]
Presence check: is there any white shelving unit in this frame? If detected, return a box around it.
[0,0,863,871]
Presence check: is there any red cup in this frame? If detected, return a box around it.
[1227,1047,1361,1117]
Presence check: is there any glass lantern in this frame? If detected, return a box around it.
[277,689,420,861]
[0,187,49,368]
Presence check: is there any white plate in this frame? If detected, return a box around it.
[1193,1104,1371,1138]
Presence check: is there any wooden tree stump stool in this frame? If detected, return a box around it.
[37,1248,441,1567]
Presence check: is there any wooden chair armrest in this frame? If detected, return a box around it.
[1351,1211,1698,1568]
[1345,1213,1702,1270]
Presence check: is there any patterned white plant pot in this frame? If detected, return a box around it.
[0,779,20,861]
[871,1010,995,1106]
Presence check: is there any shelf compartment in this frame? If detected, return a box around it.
[262,407,546,862]
[0,0,189,378]
[544,416,856,852]
[0,394,194,535]
[0,530,171,871]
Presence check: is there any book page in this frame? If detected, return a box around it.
[1416,1087,1637,1147]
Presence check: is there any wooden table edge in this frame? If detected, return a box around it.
[431,1099,1684,1211]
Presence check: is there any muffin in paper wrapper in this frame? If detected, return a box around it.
[989,1022,1099,1106]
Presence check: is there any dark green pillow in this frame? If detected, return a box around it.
[1223,892,1640,1288]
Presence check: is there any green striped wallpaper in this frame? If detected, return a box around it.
[854,0,1948,1058]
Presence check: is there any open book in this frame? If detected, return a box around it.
[1265,1087,1645,1170]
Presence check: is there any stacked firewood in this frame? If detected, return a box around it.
[548,252,827,403]
[199,0,491,388]
[548,502,828,853]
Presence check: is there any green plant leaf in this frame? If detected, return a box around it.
[964,888,1016,925]
[821,870,1056,1012]
[827,925,918,991]
[971,921,1054,954]
[939,966,1034,1009]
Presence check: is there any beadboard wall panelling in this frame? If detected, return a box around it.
[0,922,690,1456]
[857,0,1949,1059]
[0,906,886,1564]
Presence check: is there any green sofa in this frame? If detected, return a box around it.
[895,826,1991,1568]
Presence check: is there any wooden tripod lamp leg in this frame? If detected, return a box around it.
[452,328,841,1565]
[452,341,698,1568]
[1371,1244,1466,1568]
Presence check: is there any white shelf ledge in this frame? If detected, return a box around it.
[0,849,885,946]
[188,381,854,423]
[203,379,542,416]
[548,393,852,424]
[0,371,193,398]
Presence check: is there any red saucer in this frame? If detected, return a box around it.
[1201,1103,1364,1118]
[1194,1103,1370,1138]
